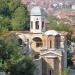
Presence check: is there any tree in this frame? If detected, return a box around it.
[8,0,20,13]
[8,0,30,30]
[10,57,35,75]
[0,0,9,16]
[0,16,11,32]
[47,15,73,41]
[11,5,30,30]
[47,15,72,32]
[67,50,73,67]
[0,32,35,75]
[0,0,30,32]
[0,32,21,71]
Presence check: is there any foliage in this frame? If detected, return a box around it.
[62,68,70,75]
[0,32,35,75]
[47,15,73,41]
[0,16,11,32]
[0,32,21,71]
[47,15,72,32]
[71,38,75,42]
[0,0,9,16]
[0,1,33,74]
[0,0,29,32]
[67,50,73,67]
[11,5,30,30]
[10,57,35,75]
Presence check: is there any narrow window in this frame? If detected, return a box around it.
[31,21,33,28]
[55,36,60,48]
[56,38,58,48]
[36,21,39,29]
[50,40,52,48]
[42,21,44,29]
[50,70,51,75]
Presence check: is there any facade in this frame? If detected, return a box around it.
[16,6,68,75]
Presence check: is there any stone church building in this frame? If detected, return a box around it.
[16,6,68,75]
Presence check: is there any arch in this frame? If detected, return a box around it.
[18,38,23,45]
[33,37,43,47]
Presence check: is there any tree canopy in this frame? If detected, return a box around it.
[0,32,21,70]
[47,15,73,40]
[0,32,35,75]
[0,0,30,32]
[0,1,35,75]
[10,57,35,75]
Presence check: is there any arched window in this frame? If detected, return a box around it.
[18,39,23,46]
[33,37,43,47]
[50,40,52,48]
[36,21,39,29]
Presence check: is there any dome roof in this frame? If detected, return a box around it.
[30,6,45,16]
[44,30,59,36]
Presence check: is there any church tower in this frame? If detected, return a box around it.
[30,6,46,33]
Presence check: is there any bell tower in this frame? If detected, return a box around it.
[30,6,46,33]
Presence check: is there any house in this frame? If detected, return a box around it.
[16,6,68,75]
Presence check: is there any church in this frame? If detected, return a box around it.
[16,6,68,75]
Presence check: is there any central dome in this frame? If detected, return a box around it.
[30,6,45,16]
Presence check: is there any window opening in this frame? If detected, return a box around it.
[34,53,40,59]
[33,37,43,47]
[18,39,23,45]
[50,40,52,48]
[42,21,44,29]
[36,21,39,29]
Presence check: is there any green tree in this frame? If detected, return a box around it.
[0,32,21,71]
[0,0,30,32]
[0,32,35,75]
[0,0,9,16]
[8,0,20,13]
[67,50,73,67]
[47,15,73,40]
[47,15,72,32]
[11,5,30,30]
[10,57,35,75]
[0,16,11,32]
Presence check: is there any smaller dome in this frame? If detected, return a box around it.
[30,6,45,16]
[44,30,59,36]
